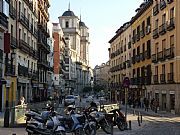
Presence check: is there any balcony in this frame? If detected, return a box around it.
[157,51,165,61]
[160,0,166,10]
[140,30,145,38]
[160,74,166,83]
[0,12,8,29]
[151,54,157,63]
[38,35,50,53]
[145,50,151,59]
[128,41,131,49]
[165,46,174,59]
[153,75,159,84]
[29,1,33,11]
[19,12,29,29]
[11,36,18,49]
[167,73,174,83]
[153,28,159,39]
[38,60,49,68]
[32,70,38,80]
[19,39,30,53]
[136,33,140,41]
[153,4,159,16]
[9,4,17,19]
[167,18,175,31]
[18,64,28,77]
[5,63,15,76]
[159,23,167,35]
[132,36,136,44]
[146,25,151,35]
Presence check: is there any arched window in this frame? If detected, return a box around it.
[65,21,69,28]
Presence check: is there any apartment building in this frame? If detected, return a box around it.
[93,62,110,93]
[109,0,180,114]
[37,0,50,100]
[151,0,180,113]
[52,23,66,95]
[0,0,9,111]
[130,0,153,101]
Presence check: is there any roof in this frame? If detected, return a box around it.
[62,10,76,16]
[79,21,86,27]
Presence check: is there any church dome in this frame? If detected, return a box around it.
[79,21,86,27]
[62,10,75,16]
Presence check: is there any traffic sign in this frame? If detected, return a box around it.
[123,77,130,88]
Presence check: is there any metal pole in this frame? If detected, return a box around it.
[4,53,10,127]
[125,87,127,122]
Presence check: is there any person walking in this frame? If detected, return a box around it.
[154,99,159,113]
[144,98,149,112]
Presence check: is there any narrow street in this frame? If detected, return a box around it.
[0,99,180,135]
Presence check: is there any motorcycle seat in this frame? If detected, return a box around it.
[34,116,46,123]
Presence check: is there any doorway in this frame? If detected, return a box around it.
[162,94,166,111]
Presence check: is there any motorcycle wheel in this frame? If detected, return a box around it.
[117,121,125,131]
[75,127,84,135]
[100,119,112,134]
[55,131,66,135]
[84,124,96,135]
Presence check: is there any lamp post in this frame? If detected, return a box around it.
[90,77,94,94]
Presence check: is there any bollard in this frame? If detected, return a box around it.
[137,116,141,126]
[133,110,136,116]
[140,114,142,123]
[129,120,132,130]
[111,123,113,135]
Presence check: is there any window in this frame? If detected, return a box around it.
[162,64,165,74]
[162,14,166,24]
[170,35,174,46]
[155,42,159,53]
[11,25,13,37]
[147,16,151,26]
[155,19,158,28]
[19,1,21,13]
[24,33,26,41]
[65,21,69,28]
[155,66,158,75]
[28,37,30,45]
[170,7,174,18]
[170,63,173,73]
[19,29,21,40]
[162,39,166,50]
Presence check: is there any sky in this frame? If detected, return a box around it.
[49,0,144,68]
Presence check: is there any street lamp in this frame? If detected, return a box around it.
[90,77,94,94]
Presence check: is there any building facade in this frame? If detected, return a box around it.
[109,0,180,114]
[37,0,50,101]
[93,61,110,93]
[150,0,180,113]
[0,0,9,111]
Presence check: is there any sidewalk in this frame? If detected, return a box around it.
[121,104,179,118]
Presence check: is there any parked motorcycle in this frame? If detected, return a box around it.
[109,109,127,131]
[88,107,111,134]
[62,105,85,135]
[83,109,96,135]
[26,109,65,135]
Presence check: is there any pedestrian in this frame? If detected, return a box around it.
[154,99,159,113]
[18,96,25,105]
[144,98,149,112]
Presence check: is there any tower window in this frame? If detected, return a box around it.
[65,21,69,28]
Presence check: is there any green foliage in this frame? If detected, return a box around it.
[82,86,92,93]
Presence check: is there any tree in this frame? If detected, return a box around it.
[82,86,92,93]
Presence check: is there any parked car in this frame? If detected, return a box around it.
[64,95,75,106]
